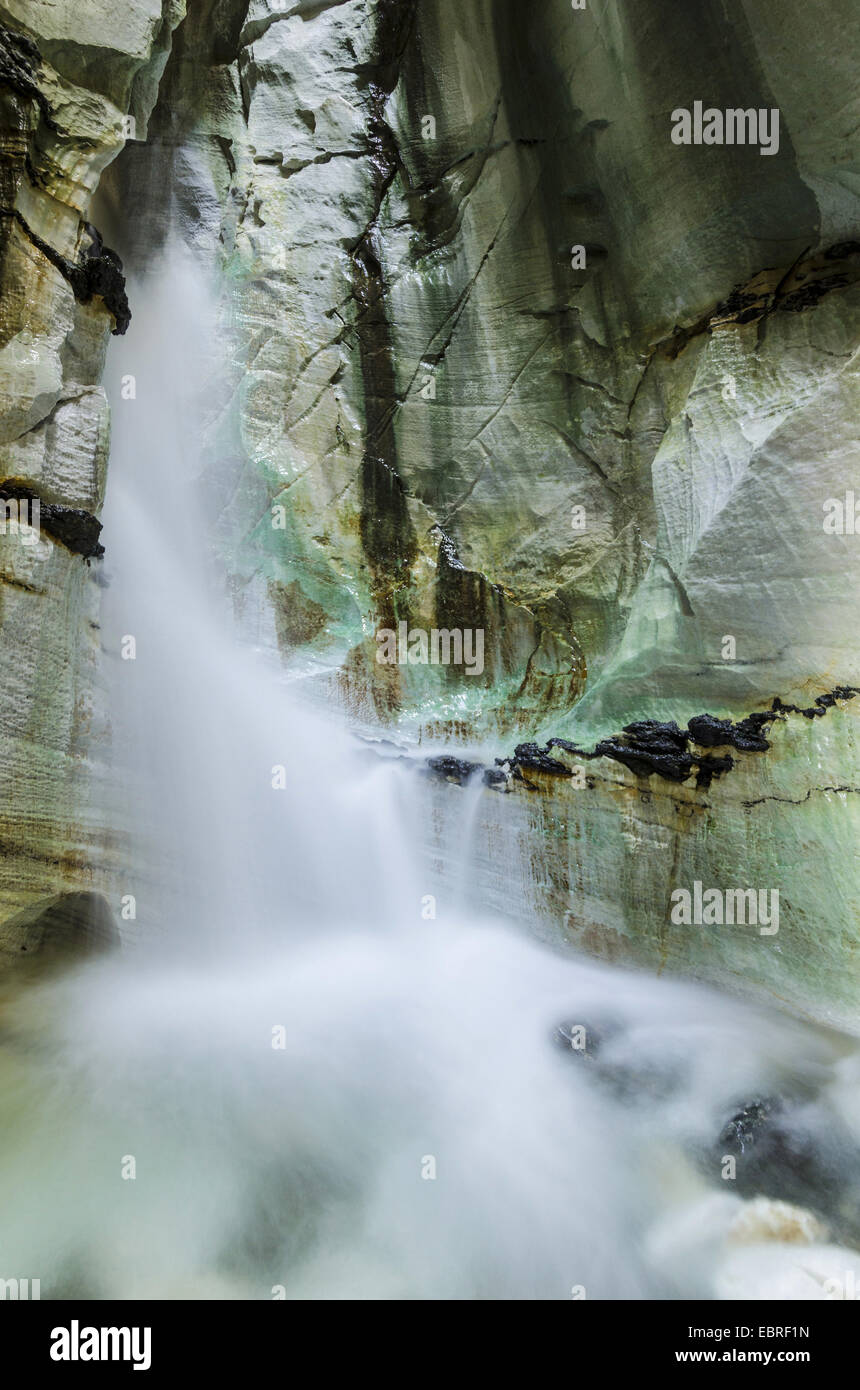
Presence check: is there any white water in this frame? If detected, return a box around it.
[0,251,858,1300]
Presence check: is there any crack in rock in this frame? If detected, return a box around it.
[657,241,860,361]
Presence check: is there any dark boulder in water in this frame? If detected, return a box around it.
[711,1095,860,1245]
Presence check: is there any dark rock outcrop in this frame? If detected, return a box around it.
[0,482,104,559]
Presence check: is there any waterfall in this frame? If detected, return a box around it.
[0,248,858,1303]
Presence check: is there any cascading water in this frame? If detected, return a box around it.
[1,247,859,1302]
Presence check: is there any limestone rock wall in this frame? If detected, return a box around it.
[164,0,855,1023]
[104,0,860,740]
[0,1,185,959]
[2,0,858,1020]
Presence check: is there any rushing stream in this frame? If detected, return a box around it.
[0,251,858,1302]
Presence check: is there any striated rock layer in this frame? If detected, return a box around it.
[1,0,858,1021]
[0,1,186,959]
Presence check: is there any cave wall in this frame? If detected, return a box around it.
[1,0,858,1020]
[0,1,185,957]
[138,0,860,745]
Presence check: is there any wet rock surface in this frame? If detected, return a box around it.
[100,0,860,745]
[487,685,860,789]
[425,754,481,786]
[0,3,184,954]
[5,213,131,336]
[0,482,104,559]
[67,226,132,336]
[710,1095,860,1247]
[0,892,120,969]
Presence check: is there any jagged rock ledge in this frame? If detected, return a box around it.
[0,483,104,560]
[2,211,131,336]
[425,686,860,792]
